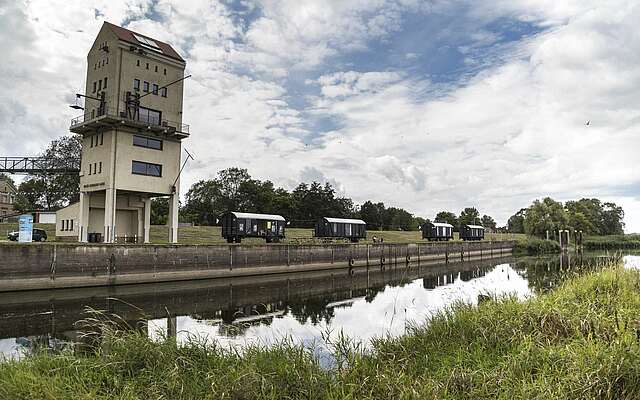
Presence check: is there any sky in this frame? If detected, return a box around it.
[1,0,639,232]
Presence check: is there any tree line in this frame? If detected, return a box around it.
[506,197,624,236]
[5,135,626,236]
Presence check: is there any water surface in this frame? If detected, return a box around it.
[0,251,635,360]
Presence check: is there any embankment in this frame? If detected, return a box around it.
[0,241,513,292]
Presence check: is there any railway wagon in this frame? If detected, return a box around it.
[459,224,485,241]
[421,222,454,241]
[314,217,367,243]
[221,212,286,243]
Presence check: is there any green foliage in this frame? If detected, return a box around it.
[3,266,640,399]
[514,237,562,255]
[150,198,169,225]
[481,214,496,231]
[508,208,526,233]
[14,135,82,212]
[458,207,481,226]
[513,197,625,238]
[583,234,640,250]
[524,197,568,237]
[181,168,423,229]
[434,211,458,228]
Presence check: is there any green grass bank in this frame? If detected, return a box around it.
[0,223,524,245]
[2,263,640,399]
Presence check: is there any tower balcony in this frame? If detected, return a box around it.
[70,106,189,139]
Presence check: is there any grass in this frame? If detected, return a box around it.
[0,223,525,245]
[584,234,640,250]
[513,237,562,255]
[2,262,640,399]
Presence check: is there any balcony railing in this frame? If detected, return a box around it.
[70,105,189,135]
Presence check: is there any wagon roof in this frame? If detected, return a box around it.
[323,217,366,225]
[229,212,286,221]
[465,224,485,229]
[429,222,453,228]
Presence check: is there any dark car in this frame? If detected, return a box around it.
[7,228,48,242]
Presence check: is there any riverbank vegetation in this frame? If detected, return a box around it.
[2,263,639,399]
[512,237,561,255]
[584,234,640,250]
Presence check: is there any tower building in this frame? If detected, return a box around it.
[56,22,188,243]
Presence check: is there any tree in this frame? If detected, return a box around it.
[507,209,526,233]
[481,215,497,231]
[434,211,458,228]
[180,179,224,225]
[151,198,169,225]
[15,135,82,211]
[359,201,385,230]
[14,179,47,213]
[601,202,624,235]
[523,197,567,237]
[458,207,481,227]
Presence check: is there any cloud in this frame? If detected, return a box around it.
[2,0,639,232]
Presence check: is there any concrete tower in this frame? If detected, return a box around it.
[57,22,188,243]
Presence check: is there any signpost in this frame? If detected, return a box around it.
[18,214,33,243]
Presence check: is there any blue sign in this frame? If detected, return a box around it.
[18,214,33,243]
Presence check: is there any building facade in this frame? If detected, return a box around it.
[0,176,16,222]
[57,22,188,243]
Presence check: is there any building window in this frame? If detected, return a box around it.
[152,84,158,95]
[100,133,104,145]
[60,220,65,231]
[137,59,140,67]
[161,87,167,97]
[146,62,149,70]
[133,135,163,150]
[155,65,158,72]
[98,80,102,91]
[132,161,162,177]
[93,81,96,93]
[134,79,140,91]
[163,68,167,75]
[137,106,161,125]
[143,81,149,92]
[70,220,74,231]
[99,161,102,173]
[103,77,107,89]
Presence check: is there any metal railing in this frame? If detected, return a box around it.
[70,104,189,134]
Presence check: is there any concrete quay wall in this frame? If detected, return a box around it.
[0,241,514,292]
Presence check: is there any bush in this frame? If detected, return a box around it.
[514,237,561,255]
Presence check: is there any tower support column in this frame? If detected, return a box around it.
[143,197,151,244]
[78,191,90,243]
[104,188,116,243]
[168,193,179,243]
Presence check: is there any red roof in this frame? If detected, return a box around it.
[104,22,185,62]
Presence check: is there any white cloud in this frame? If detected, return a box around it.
[2,0,639,232]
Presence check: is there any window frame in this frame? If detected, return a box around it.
[131,160,163,177]
[143,81,149,92]
[133,135,163,151]
[134,79,140,91]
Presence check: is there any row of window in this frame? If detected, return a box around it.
[92,77,108,93]
[94,57,108,70]
[90,133,105,147]
[61,219,74,232]
[133,79,167,97]
[136,59,167,75]
[132,161,162,177]
[88,162,103,176]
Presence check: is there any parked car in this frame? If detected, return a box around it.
[7,228,48,242]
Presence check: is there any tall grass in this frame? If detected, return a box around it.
[513,237,561,254]
[2,264,640,399]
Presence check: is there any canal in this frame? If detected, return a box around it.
[1,251,637,360]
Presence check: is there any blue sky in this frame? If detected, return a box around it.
[1,0,639,231]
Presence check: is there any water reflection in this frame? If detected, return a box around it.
[0,252,635,360]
